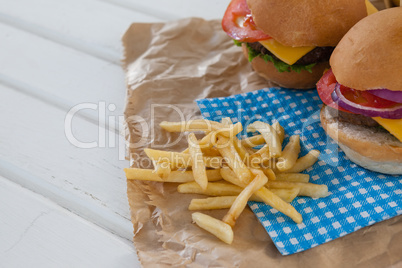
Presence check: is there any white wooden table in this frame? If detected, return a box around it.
[0,1,229,266]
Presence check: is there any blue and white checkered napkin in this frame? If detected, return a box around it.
[196,87,402,255]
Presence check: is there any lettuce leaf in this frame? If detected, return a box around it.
[233,40,243,47]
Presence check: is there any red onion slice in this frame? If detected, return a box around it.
[331,83,402,119]
[367,89,402,103]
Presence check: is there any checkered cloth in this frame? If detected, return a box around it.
[196,87,402,255]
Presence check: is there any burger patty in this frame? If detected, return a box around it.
[326,106,380,128]
[247,42,334,65]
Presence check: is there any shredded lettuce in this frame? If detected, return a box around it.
[233,40,316,73]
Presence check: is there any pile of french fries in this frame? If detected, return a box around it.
[124,118,328,244]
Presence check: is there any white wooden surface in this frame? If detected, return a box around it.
[0,1,230,266]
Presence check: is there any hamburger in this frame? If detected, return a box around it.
[317,7,402,175]
[222,0,377,89]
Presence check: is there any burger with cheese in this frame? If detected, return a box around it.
[318,7,402,175]
[222,0,377,89]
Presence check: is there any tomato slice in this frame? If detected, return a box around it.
[316,69,352,113]
[317,69,400,114]
[221,0,271,42]
[338,84,399,109]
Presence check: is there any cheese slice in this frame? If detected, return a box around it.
[258,0,378,66]
[258,39,315,65]
[365,0,378,15]
[372,117,402,143]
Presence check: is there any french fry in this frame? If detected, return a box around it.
[241,147,262,168]
[256,187,302,223]
[261,167,276,181]
[189,196,265,210]
[211,122,243,140]
[276,135,301,172]
[188,188,298,210]
[270,188,300,203]
[160,119,241,138]
[251,144,270,159]
[192,212,234,244]
[275,173,309,183]
[189,196,238,210]
[233,138,251,163]
[179,180,297,204]
[188,133,208,190]
[182,134,220,156]
[246,156,262,169]
[220,117,250,163]
[216,135,253,183]
[197,156,222,169]
[249,144,271,167]
[180,179,301,204]
[153,161,171,180]
[144,149,222,169]
[223,169,268,227]
[241,135,265,148]
[283,150,320,173]
[201,147,221,157]
[259,150,273,165]
[260,158,279,173]
[182,131,217,153]
[124,168,223,183]
[160,119,224,133]
[180,182,264,202]
[219,167,250,187]
[221,117,233,125]
[132,119,328,244]
[178,181,244,196]
[272,122,285,144]
[225,119,252,165]
[244,146,257,155]
[220,167,302,223]
[247,121,282,157]
[267,181,329,198]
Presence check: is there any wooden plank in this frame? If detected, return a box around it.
[98,0,230,20]
[0,0,228,40]
[0,0,229,264]
[0,176,140,267]
[0,0,230,123]
[0,84,133,239]
[0,0,162,56]
[0,23,126,118]
[0,0,229,61]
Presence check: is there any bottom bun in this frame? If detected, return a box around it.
[320,105,402,175]
[242,44,330,89]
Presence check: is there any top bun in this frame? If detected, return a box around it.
[330,7,402,92]
[246,0,367,47]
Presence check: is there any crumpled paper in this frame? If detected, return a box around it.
[122,9,401,268]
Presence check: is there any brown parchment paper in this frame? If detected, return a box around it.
[122,7,402,268]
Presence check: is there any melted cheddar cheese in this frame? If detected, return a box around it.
[373,117,402,143]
